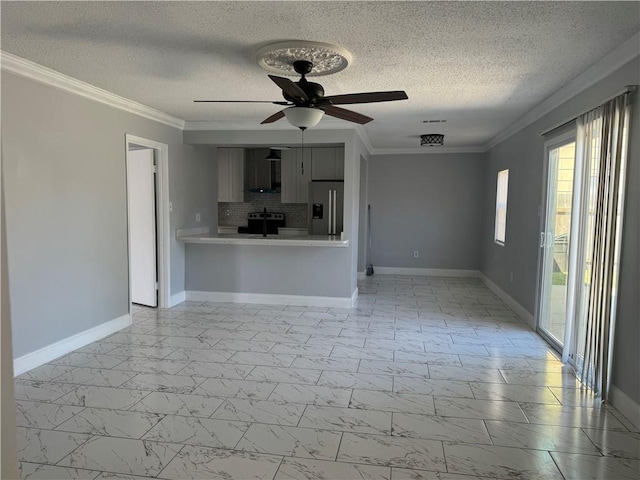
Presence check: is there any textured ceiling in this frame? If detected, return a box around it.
[2,1,639,149]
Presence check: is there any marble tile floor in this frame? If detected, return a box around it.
[14,275,639,479]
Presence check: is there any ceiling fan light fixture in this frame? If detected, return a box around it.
[421,134,445,146]
[265,149,282,161]
[284,107,324,129]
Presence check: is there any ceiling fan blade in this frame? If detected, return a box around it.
[260,110,286,124]
[321,105,373,125]
[194,100,291,105]
[322,90,408,105]
[268,75,309,102]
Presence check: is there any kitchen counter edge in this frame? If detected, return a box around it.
[177,231,349,247]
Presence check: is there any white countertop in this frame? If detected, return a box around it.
[178,231,349,247]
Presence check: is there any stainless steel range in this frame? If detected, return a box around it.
[237,210,285,235]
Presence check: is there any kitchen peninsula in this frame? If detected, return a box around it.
[180,129,365,309]
[180,233,355,307]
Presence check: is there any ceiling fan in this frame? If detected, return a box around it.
[195,60,408,130]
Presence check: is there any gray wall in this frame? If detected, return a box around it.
[357,156,368,273]
[2,71,215,358]
[480,57,640,405]
[614,91,639,408]
[170,143,218,296]
[348,132,368,290]
[367,153,486,270]
[1,164,19,479]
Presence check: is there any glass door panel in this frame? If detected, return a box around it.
[538,141,576,347]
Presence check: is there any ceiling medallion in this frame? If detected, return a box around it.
[256,41,352,77]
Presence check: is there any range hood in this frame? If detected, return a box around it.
[247,148,279,193]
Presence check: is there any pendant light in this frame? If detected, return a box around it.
[265,149,282,161]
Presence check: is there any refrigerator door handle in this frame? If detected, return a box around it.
[332,189,337,235]
[328,190,333,235]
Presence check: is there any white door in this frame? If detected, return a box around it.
[127,148,157,307]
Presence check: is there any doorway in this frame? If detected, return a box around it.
[537,133,577,350]
[125,134,170,309]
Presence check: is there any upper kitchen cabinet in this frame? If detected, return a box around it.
[280,148,311,204]
[217,147,245,202]
[311,147,344,180]
[247,148,277,193]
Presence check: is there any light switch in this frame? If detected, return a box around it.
[196,213,201,222]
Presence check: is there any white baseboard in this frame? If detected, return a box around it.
[186,291,354,308]
[168,291,186,307]
[351,287,358,307]
[14,313,131,376]
[478,272,535,328]
[609,384,640,431]
[373,267,480,278]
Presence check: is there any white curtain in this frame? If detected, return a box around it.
[567,92,631,400]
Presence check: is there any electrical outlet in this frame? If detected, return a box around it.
[414,251,419,258]
[169,202,173,212]
[195,213,201,222]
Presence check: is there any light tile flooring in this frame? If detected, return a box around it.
[14,275,640,479]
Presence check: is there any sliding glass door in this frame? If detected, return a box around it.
[537,134,576,350]
[537,93,631,396]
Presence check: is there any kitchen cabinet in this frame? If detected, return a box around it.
[217,148,245,202]
[280,148,312,203]
[311,147,344,180]
[248,148,275,192]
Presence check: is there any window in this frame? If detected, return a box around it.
[494,169,509,244]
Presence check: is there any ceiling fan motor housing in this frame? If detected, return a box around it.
[293,60,313,75]
[282,61,325,105]
[284,81,325,105]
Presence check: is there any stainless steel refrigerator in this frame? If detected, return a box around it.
[308,181,344,236]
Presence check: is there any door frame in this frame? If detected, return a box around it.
[534,129,576,353]
[125,134,170,309]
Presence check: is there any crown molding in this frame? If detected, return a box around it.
[1,51,185,130]
[354,125,375,155]
[485,31,640,150]
[371,146,487,155]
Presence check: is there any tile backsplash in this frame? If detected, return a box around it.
[219,193,308,228]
